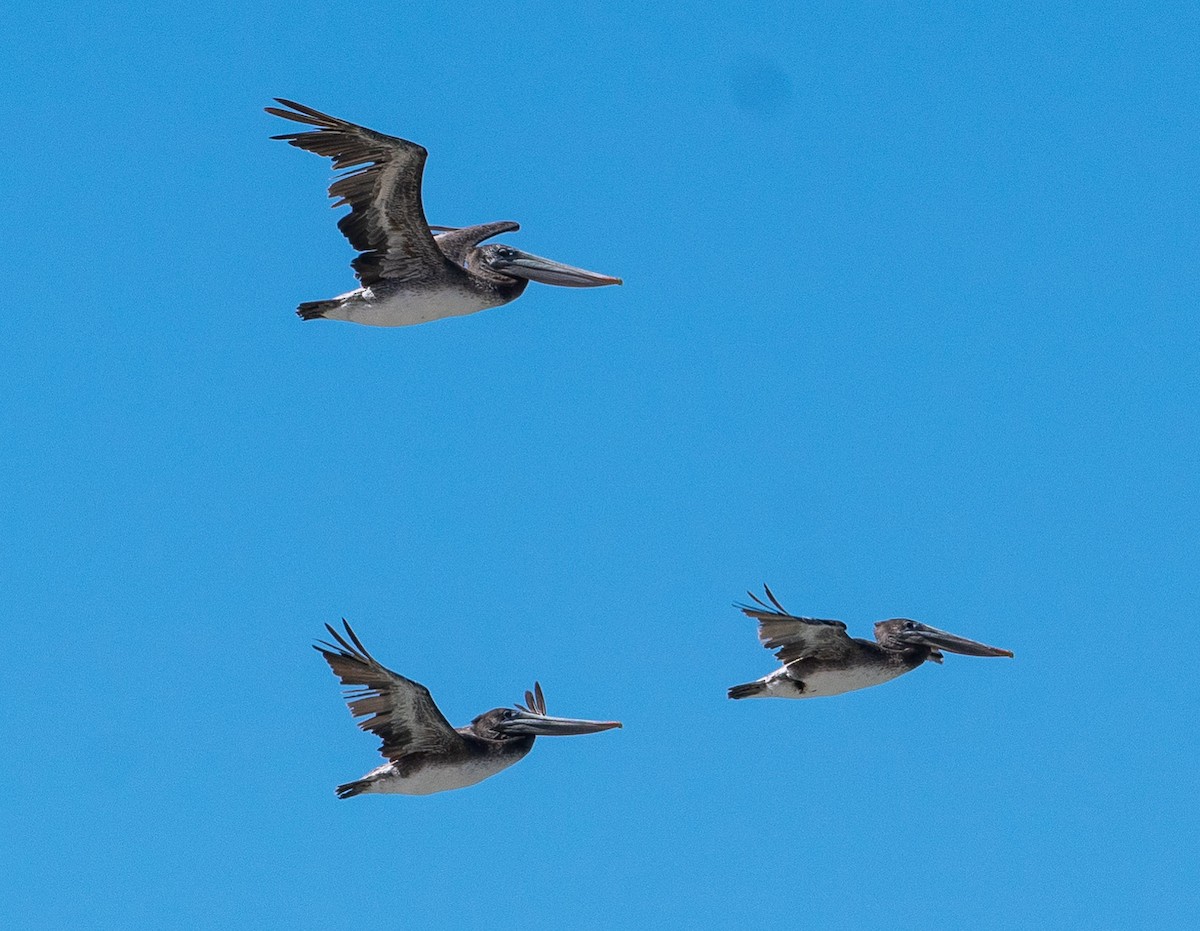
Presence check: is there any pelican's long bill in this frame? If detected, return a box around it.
[496,709,623,737]
[897,622,1014,658]
[486,248,623,287]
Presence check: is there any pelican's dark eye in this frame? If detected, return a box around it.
[904,621,916,630]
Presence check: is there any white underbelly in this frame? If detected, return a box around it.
[798,665,906,697]
[760,664,907,699]
[364,757,515,796]
[325,285,501,328]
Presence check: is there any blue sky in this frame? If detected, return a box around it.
[3,2,1198,928]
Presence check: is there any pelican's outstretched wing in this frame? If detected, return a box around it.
[314,621,464,761]
[267,99,455,286]
[736,586,855,667]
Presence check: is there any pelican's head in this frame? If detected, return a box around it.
[874,619,1014,663]
[468,683,622,741]
[476,244,623,288]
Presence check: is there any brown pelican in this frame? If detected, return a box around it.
[266,99,622,326]
[728,586,1013,700]
[314,621,621,796]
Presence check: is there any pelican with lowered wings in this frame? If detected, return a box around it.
[314,621,621,797]
[728,586,1013,700]
[267,99,622,326]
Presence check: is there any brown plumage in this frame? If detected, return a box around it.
[267,98,443,286]
[313,621,621,797]
[729,585,1013,700]
[267,99,622,327]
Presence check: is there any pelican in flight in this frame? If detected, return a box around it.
[266,99,622,326]
[314,621,621,796]
[728,586,1013,700]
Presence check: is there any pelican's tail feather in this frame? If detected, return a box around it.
[728,680,767,700]
[297,299,338,321]
[335,779,370,799]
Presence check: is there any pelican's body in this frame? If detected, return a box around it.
[309,278,513,328]
[266,99,621,327]
[345,742,531,797]
[745,659,916,699]
[314,621,620,797]
[728,586,1013,700]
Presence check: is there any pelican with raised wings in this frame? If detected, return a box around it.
[314,621,621,796]
[267,99,622,326]
[728,586,1013,700]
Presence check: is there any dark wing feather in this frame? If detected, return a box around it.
[516,681,547,715]
[736,585,854,666]
[314,620,464,762]
[266,98,453,286]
